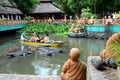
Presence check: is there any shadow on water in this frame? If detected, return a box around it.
[0,35,106,76]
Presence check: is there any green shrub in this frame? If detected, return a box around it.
[17,23,71,36]
[81,7,96,18]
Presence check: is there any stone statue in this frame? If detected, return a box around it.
[100,32,120,58]
[91,33,120,70]
[74,24,79,33]
[69,23,74,32]
[60,48,86,80]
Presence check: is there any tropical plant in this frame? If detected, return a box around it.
[23,16,31,20]
[54,0,120,17]
[17,23,71,36]
[81,7,96,18]
[54,0,92,16]
[2,18,8,21]
[8,0,39,13]
[115,13,120,19]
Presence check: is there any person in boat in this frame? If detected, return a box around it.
[36,35,41,42]
[43,34,50,42]
[69,23,74,32]
[20,32,28,41]
[36,35,44,42]
[60,48,86,80]
[29,32,37,42]
[73,24,79,33]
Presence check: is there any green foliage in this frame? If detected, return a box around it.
[17,23,71,36]
[81,7,96,18]
[9,0,39,13]
[0,17,7,21]
[79,24,84,29]
[23,16,31,20]
[54,0,92,15]
[113,42,120,67]
[115,13,120,19]
[54,0,120,17]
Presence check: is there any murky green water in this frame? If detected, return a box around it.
[0,34,106,76]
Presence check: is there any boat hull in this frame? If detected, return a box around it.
[68,32,86,38]
[20,41,64,47]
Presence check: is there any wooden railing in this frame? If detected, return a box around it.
[33,18,120,25]
[0,18,120,26]
[0,20,28,26]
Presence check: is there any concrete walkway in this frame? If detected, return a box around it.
[0,74,61,80]
[87,56,109,80]
[87,56,118,80]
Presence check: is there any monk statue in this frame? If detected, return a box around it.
[74,24,79,33]
[48,17,52,23]
[60,48,86,80]
[100,32,120,58]
[69,23,74,32]
[105,16,113,25]
[88,16,94,25]
[63,16,67,23]
[91,33,120,70]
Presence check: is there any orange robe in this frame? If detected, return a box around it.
[61,59,86,80]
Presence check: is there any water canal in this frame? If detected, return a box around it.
[0,34,106,76]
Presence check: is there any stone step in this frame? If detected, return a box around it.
[0,74,61,80]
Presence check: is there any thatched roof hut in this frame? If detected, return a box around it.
[0,0,13,7]
[32,3,63,14]
[29,0,64,19]
[0,0,22,14]
[0,0,23,20]
[0,5,7,14]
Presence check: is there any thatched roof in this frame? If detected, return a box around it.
[11,2,17,8]
[0,6,8,14]
[0,0,13,7]
[0,0,23,14]
[31,3,64,14]
[5,7,23,14]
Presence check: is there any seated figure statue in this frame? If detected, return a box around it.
[48,17,52,23]
[60,48,86,80]
[88,16,94,25]
[105,16,113,25]
[100,32,120,58]
[91,32,120,70]
[73,24,79,33]
[69,23,74,32]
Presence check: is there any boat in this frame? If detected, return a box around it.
[20,40,65,47]
[68,32,86,38]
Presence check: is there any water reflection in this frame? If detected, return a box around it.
[68,38,106,61]
[0,35,106,76]
[32,57,61,76]
[0,56,35,75]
